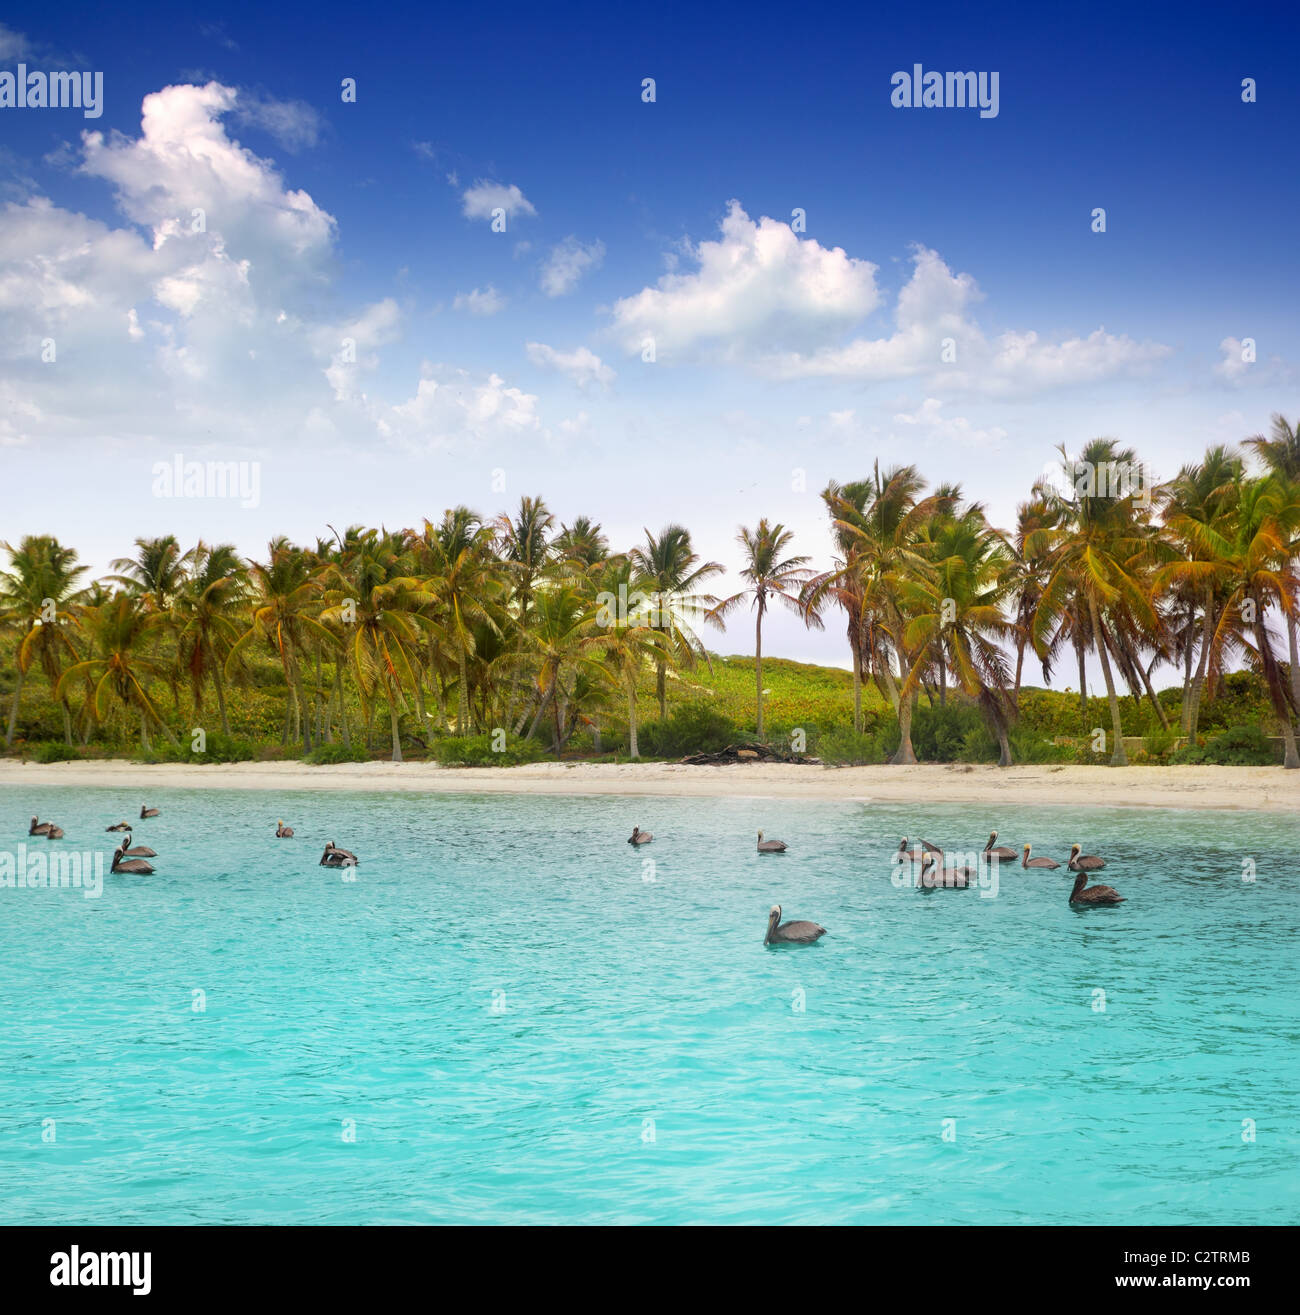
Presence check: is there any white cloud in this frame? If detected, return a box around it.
[453,285,506,316]
[609,199,878,360]
[539,236,605,296]
[231,91,323,151]
[526,341,615,389]
[891,398,1007,448]
[460,180,536,222]
[0,23,29,60]
[380,366,541,448]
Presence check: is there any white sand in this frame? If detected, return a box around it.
[0,758,1296,812]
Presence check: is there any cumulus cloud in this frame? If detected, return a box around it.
[891,398,1007,448]
[609,200,878,360]
[526,341,615,389]
[540,236,605,296]
[460,180,536,222]
[0,82,549,456]
[608,203,1171,396]
[453,285,506,316]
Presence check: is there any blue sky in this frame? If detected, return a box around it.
[1,0,1297,668]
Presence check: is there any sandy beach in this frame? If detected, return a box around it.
[1,758,1295,812]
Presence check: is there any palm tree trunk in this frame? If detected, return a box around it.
[5,665,26,748]
[1187,592,1215,743]
[1089,596,1127,765]
[213,665,231,736]
[1288,612,1300,710]
[387,682,403,763]
[754,610,764,738]
[851,646,863,734]
[627,684,640,758]
[656,658,667,721]
[1077,640,1087,723]
[1138,660,1170,731]
[892,696,917,764]
[457,645,470,737]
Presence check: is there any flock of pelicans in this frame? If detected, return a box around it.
[632,825,1125,945]
[23,812,1122,946]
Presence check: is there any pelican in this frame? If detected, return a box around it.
[757,830,788,853]
[1021,843,1060,869]
[764,904,826,945]
[1069,871,1124,905]
[627,826,653,845]
[119,833,156,858]
[111,844,155,875]
[276,820,295,838]
[139,805,160,819]
[320,841,359,867]
[45,823,65,840]
[983,830,1016,861]
[895,837,933,865]
[28,816,53,836]
[1068,844,1106,872]
[106,821,131,832]
[918,854,973,889]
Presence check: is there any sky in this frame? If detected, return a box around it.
[1,0,1297,672]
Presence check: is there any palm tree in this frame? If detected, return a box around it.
[1209,475,1300,767]
[707,520,818,737]
[109,535,187,608]
[629,525,724,720]
[596,606,672,759]
[412,510,502,737]
[320,530,433,761]
[0,535,88,747]
[57,593,177,749]
[1029,441,1163,766]
[1245,414,1300,708]
[554,516,609,570]
[895,503,1018,765]
[228,539,331,753]
[171,542,248,736]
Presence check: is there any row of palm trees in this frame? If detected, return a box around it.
[2,418,1298,766]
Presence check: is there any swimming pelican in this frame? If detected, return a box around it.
[983,830,1017,861]
[1068,844,1106,872]
[895,837,934,864]
[119,833,156,858]
[627,826,653,845]
[276,820,295,838]
[1021,844,1060,869]
[139,805,160,818]
[918,854,973,889]
[106,821,132,832]
[111,845,155,875]
[757,830,788,853]
[764,904,826,944]
[45,824,65,840]
[320,841,359,867]
[1069,871,1124,905]
[28,816,53,836]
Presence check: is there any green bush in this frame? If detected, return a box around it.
[304,741,371,765]
[1007,728,1076,764]
[815,725,896,765]
[32,741,82,763]
[138,732,257,764]
[1171,723,1278,766]
[429,733,547,766]
[640,700,741,757]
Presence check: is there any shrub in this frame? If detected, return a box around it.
[33,741,82,763]
[138,732,257,764]
[815,725,895,765]
[640,700,741,757]
[429,734,547,766]
[1171,723,1277,766]
[304,741,370,765]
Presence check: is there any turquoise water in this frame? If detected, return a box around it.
[1,786,1297,1225]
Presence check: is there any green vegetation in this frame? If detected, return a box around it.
[2,417,1297,767]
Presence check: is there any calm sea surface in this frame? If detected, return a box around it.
[1,786,1296,1224]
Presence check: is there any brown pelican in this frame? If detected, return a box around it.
[983,831,1017,861]
[276,820,295,838]
[764,904,826,945]
[918,854,973,889]
[1021,844,1060,869]
[111,844,155,875]
[139,805,160,819]
[28,816,53,836]
[757,830,788,853]
[119,833,156,858]
[1069,871,1124,905]
[1068,844,1106,872]
[106,821,132,832]
[627,826,653,845]
[320,841,359,867]
[44,824,65,840]
[895,837,936,864]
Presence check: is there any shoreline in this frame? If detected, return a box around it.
[1,759,1296,812]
